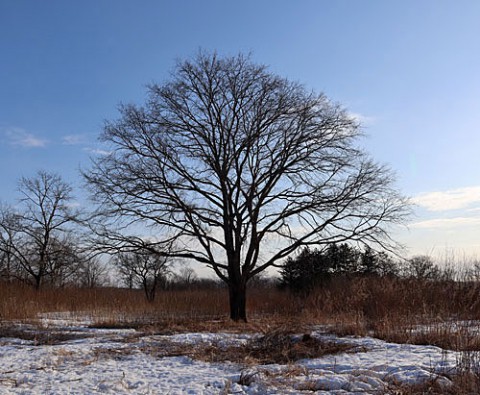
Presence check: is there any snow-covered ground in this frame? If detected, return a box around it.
[0,314,462,394]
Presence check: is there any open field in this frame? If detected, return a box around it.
[2,277,480,393]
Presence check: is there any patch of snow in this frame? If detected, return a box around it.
[0,317,465,394]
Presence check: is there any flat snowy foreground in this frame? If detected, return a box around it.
[0,316,460,394]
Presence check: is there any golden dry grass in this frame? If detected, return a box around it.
[2,276,480,348]
[3,277,480,393]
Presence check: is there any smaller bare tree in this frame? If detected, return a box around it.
[78,256,109,288]
[0,204,20,281]
[172,266,198,289]
[42,236,83,287]
[0,171,81,289]
[404,255,440,280]
[116,250,170,301]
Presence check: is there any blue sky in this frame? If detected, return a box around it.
[1,0,480,259]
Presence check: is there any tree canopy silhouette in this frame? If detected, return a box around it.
[85,52,409,321]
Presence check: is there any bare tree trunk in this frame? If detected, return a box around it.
[228,281,247,322]
[142,277,157,303]
[34,274,42,290]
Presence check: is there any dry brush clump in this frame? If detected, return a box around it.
[230,330,356,365]
[135,328,357,366]
[0,325,90,345]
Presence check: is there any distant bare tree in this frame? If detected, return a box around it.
[466,261,480,282]
[404,255,440,280]
[85,52,410,321]
[0,204,20,281]
[116,250,169,301]
[42,236,83,287]
[0,171,81,289]
[172,266,198,289]
[78,256,109,288]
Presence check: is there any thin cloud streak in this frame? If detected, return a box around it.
[84,147,111,156]
[411,216,480,229]
[62,134,88,145]
[4,128,48,148]
[413,186,480,212]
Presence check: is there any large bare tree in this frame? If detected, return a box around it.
[85,53,409,321]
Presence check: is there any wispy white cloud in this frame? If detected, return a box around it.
[4,128,48,148]
[413,186,480,212]
[348,112,376,126]
[411,216,480,229]
[62,134,88,145]
[84,147,111,156]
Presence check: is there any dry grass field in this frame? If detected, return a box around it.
[2,275,480,343]
[2,276,480,393]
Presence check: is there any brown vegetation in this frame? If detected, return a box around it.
[3,273,480,393]
[2,275,480,345]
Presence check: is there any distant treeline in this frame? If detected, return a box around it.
[279,243,448,295]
